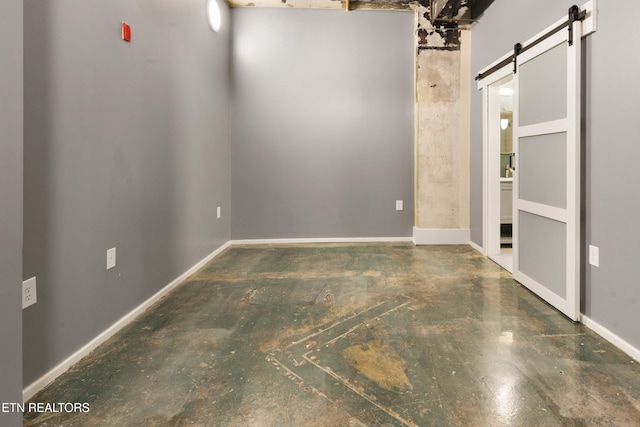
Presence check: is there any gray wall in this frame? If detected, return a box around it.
[23,0,232,385]
[0,0,23,424]
[471,1,640,349]
[231,9,414,239]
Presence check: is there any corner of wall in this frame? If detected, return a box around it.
[0,0,24,423]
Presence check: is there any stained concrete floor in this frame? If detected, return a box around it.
[25,243,640,426]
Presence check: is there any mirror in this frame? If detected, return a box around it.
[499,81,514,178]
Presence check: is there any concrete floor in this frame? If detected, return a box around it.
[24,243,640,426]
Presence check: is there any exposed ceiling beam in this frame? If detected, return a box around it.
[432,0,464,20]
[470,0,495,20]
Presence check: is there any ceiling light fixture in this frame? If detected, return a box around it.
[207,0,221,33]
[499,87,514,96]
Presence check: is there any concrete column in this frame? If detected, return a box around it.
[413,5,470,244]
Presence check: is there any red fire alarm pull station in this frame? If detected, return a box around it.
[122,22,131,42]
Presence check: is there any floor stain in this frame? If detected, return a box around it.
[239,285,257,307]
[342,340,413,392]
[323,288,334,306]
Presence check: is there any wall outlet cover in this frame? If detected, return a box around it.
[23,277,37,309]
[589,245,599,267]
[217,206,221,219]
[396,200,404,211]
[107,247,117,270]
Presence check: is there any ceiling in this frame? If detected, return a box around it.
[228,0,495,22]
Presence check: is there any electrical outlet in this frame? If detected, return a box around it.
[23,277,37,309]
[107,247,116,270]
[217,206,221,219]
[396,200,403,211]
[589,245,599,267]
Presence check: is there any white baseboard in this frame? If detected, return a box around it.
[230,237,414,245]
[413,227,470,245]
[22,241,232,402]
[581,315,640,363]
[468,240,485,255]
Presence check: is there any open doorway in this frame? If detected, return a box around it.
[492,80,514,272]
[480,72,514,274]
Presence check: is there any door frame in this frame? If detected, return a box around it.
[479,67,513,259]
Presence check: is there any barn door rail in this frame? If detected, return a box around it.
[475,5,586,81]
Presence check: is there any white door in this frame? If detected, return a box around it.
[512,20,582,321]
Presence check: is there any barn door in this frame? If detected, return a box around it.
[512,15,582,321]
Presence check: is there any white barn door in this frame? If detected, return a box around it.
[512,17,582,321]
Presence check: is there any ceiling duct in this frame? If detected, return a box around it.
[430,0,448,19]
[430,0,495,23]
